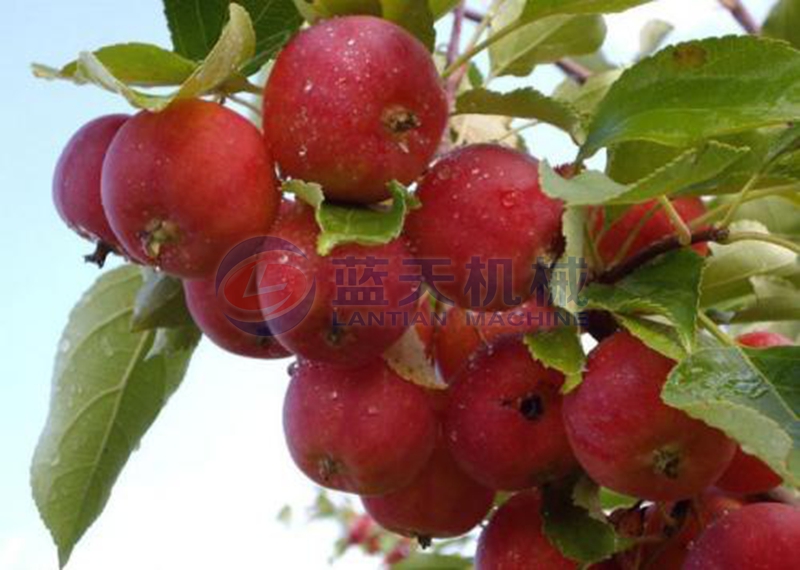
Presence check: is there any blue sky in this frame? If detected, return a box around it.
[0,1,773,569]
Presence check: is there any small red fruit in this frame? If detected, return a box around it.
[445,340,577,490]
[476,490,577,570]
[283,358,437,496]
[384,539,412,565]
[715,448,783,495]
[737,330,793,348]
[183,277,291,359]
[53,114,129,257]
[263,16,448,204]
[434,299,557,383]
[563,331,736,501]
[714,330,792,494]
[347,514,377,546]
[683,503,800,570]
[405,144,564,310]
[622,488,744,570]
[102,100,280,278]
[361,441,494,541]
[593,197,708,265]
[261,200,416,367]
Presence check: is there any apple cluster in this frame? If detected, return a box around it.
[51,14,798,570]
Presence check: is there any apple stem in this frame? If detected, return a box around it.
[658,196,693,246]
[698,312,736,346]
[83,241,115,268]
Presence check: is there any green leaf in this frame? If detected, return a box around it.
[384,324,445,390]
[173,4,256,99]
[310,0,446,37]
[70,51,171,109]
[285,178,325,209]
[636,19,673,60]
[550,207,591,313]
[606,140,684,185]
[571,50,616,73]
[609,142,750,204]
[163,0,299,70]
[714,195,800,237]
[131,269,193,332]
[450,114,521,147]
[616,314,688,361]
[428,0,460,19]
[662,342,800,487]
[607,128,800,194]
[598,487,639,511]
[584,250,705,351]
[238,0,303,73]
[33,43,198,87]
[283,180,415,256]
[68,4,255,111]
[30,266,201,567]
[314,0,381,16]
[701,221,797,308]
[543,143,748,206]
[571,475,604,517]
[583,36,800,157]
[764,0,800,50]
[554,69,623,119]
[525,327,586,393]
[522,0,654,20]
[393,553,473,570]
[276,505,293,524]
[455,88,583,137]
[163,0,228,60]
[540,161,628,206]
[489,5,606,78]
[730,276,800,324]
[542,480,630,565]
[380,0,436,51]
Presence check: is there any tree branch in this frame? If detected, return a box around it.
[719,0,761,34]
[594,227,730,285]
[447,2,466,68]
[555,59,591,85]
[445,2,467,104]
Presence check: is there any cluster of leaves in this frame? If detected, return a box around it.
[30,0,800,568]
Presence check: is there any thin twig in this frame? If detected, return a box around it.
[491,119,538,143]
[463,7,484,23]
[555,59,591,85]
[718,172,761,228]
[595,227,730,284]
[608,203,662,267]
[689,184,800,229]
[699,312,736,346]
[719,0,761,34]
[658,196,693,245]
[446,2,465,68]
[445,2,468,106]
